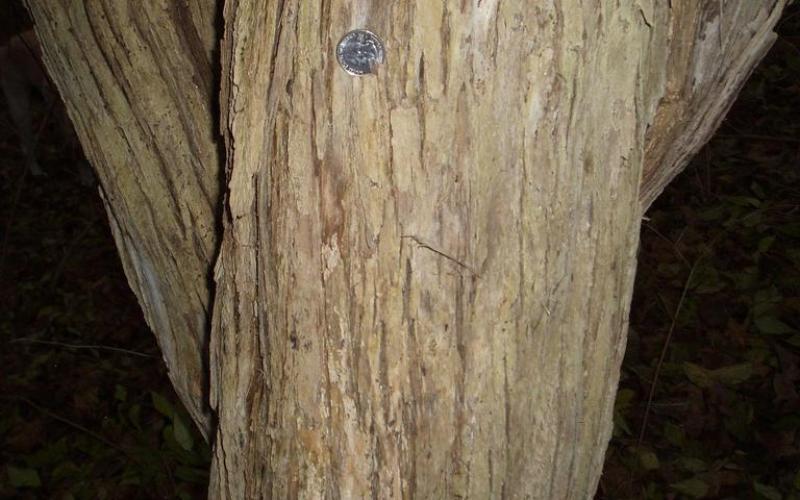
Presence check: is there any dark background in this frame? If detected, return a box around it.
[1,3,798,499]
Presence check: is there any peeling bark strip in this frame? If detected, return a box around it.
[639,1,785,210]
[24,0,222,438]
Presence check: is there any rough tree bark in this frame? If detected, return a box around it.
[25,0,221,437]
[26,1,786,498]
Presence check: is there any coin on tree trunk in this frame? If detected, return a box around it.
[336,29,385,76]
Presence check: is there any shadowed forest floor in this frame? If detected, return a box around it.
[598,7,800,499]
[1,5,798,500]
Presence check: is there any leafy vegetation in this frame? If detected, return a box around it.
[600,7,800,499]
[1,4,798,499]
[0,11,210,494]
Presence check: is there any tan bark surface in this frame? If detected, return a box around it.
[24,0,787,497]
[208,0,783,497]
[24,0,222,437]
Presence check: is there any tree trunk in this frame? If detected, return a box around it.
[24,0,222,437]
[26,0,786,498]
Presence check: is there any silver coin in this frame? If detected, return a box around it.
[336,29,385,76]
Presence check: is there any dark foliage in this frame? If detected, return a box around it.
[600,6,800,499]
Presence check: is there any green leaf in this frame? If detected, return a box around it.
[613,388,635,436]
[678,457,708,473]
[120,471,142,486]
[751,182,766,199]
[725,195,761,208]
[684,362,713,388]
[693,264,726,294]
[128,403,142,429]
[120,465,142,486]
[757,236,776,253]
[777,222,800,238]
[723,399,754,441]
[177,490,194,500]
[614,415,632,437]
[754,287,782,306]
[664,422,686,447]
[51,461,81,481]
[709,363,752,386]
[173,413,194,451]
[793,469,800,490]
[755,316,795,335]
[27,438,68,467]
[643,481,660,500]
[6,466,41,488]
[616,388,635,409]
[638,449,660,471]
[151,391,175,418]
[174,465,209,483]
[671,477,708,498]
[699,205,726,222]
[754,481,782,500]
[742,211,763,227]
[114,385,128,402]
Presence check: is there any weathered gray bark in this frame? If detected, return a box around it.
[25,0,786,497]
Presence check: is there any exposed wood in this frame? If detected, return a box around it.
[24,0,222,437]
[639,1,784,210]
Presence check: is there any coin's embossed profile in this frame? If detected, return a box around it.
[336,29,385,76]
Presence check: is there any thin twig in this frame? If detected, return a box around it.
[402,235,479,276]
[0,167,28,273]
[48,220,94,287]
[6,396,128,453]
[777,8,800,31]
[642,223,690,267]
[10,337,153,358]
[715,134,800,144]
[0,98,59,272]
[637,257,701,446]
[14,31,49,86]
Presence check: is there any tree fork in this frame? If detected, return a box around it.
[26,0,786,497]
